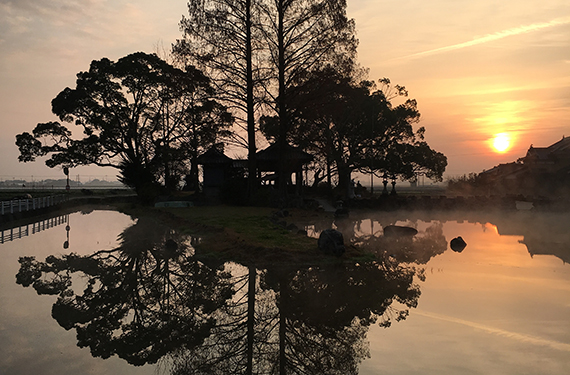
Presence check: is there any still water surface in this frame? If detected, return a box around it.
[1,208,569,374]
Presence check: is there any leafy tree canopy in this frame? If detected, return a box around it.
[263,68,447,195]
[15,52,232,195]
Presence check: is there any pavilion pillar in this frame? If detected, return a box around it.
[296,169,303,196]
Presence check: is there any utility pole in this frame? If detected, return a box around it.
[63,167,70,192]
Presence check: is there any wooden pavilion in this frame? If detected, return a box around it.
[197,143,313,195]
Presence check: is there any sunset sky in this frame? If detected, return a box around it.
[1,0,568,182]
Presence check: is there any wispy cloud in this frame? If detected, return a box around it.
[396,17,570,61]
[416,310,570,352]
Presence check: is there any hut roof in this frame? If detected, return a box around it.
[197,147,234,165]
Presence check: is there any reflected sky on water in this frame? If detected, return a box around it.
[1,209,569,375]
[359,218,570,375]
[0,210,146,375]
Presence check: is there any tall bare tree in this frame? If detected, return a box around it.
[175,0,266,198]
[258,0,358,196]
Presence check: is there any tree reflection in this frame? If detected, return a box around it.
[169,256,423,375]
[16,215,442,373]
[168,265,277,374]
[273,258,421,375]
[16,217,233,366]
[321,216,448,265]
[366,222,448,264]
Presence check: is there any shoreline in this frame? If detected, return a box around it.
[3,197,569,267]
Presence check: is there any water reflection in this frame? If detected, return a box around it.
[10,209,570,374]
[0,214,68,244]
[17,217,234,366]
[302,211,570,264]
[16,214,434,374]
[166,257,425,375]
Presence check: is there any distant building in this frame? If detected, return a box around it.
[480,136,570,198]
[524,136,570,174]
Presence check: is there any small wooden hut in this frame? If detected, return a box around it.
[197,147,236,192]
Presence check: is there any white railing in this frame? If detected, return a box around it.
[0,195,68,216]
[0,215,68,244]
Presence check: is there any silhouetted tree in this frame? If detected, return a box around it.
[258,0,357,197]
[268,70,447,197]
[176,0,265,199]
[15,52,232,197]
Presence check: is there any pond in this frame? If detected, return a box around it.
[1,208,569,375]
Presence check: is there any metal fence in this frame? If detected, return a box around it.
[0,195,68,216]
[0,215,68,244]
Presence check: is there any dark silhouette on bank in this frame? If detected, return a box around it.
[16,0,447,206]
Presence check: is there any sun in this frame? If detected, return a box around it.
[492,133,510,153]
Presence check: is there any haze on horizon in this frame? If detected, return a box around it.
[1,0,568,182]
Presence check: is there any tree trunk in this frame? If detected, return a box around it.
[246,0,257,201]
[246,265,255,375]
[326,157,332,193]
[279,278,287,375]
[337,164,352,200]
[189,156,200,192]
[277,0,288,202]
[190,127,200,192]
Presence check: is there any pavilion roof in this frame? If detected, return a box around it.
[197,147,234,165]
[255,143,313,172]
[256,143,312,163]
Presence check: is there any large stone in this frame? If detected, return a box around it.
[383,225,418,238]
[318,229,345,256]
[450,236,467,252]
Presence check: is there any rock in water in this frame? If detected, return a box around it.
[318,229,345,256]
[383,225,418,238]
[450,236,467,252]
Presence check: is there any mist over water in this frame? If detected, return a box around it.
[1,208,569,375]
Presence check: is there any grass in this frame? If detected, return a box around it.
[2,189,369,266]
[160,205,317,253]
[143,204,374,267]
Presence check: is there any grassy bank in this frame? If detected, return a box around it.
[128,205,366,266]
[160,206,314,259]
